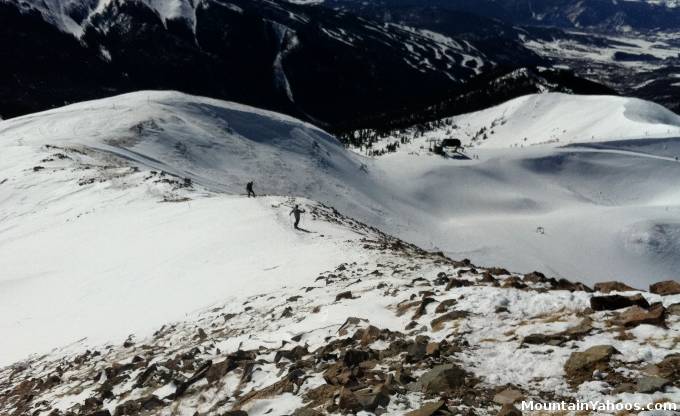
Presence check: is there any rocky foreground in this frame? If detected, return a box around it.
[1,205,679,416]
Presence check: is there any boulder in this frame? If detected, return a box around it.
[406,337,429,362]
[274,346,309,363]
[206,359,237,384]
[522,333,565,346]
[338,387,362,413]
[667,303,680,316]
[335,291,354,301]
[650,280,680,296]
[430,311,468,331]
[413,297,437,320]
[343,349,372,367]
[354,384,391,411]
[636,376,671,393]
[322,362,353,386]
[353,326,383,346]
[564,345,619,385]
[114,396,165,415]
[657,354,680,380]
[425,342,440,357]
[553,279,592,292]
[523,271,548,284]
[404,401,447,416]
[479,272,499,284]
[435,299,458,313]
[487,267,511,276]
[501,276,526,289]
[493,388,524,405]
[613,303,666,328]
[521,333,562,345]
[433,272,449,286]
[590,294,649,311]
[292,409,323,416]
[420,364,466,394]
[593,281,637,293]
[497,404,522,416]
[560,317,594,340]
[445,279,473,290]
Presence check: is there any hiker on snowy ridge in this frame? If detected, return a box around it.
[246,181,256,198]
[289,204,306,230]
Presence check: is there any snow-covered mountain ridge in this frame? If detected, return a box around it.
[0,90,679,415]
[1,199,679,415]
[366,93,680,150]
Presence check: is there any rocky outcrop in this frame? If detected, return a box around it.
[593,281,637,293]
[590,294,649,311]
[564,345,619,386]
[650,280,680,296]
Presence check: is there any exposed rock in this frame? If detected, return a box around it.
[554,279,592,292]
[353,325,383,346]
[114,395,165,415]
[667,303,680,316]
[404,401,447,416]
[479,272,499,285]
[445,279,473,290]
[354,384,391,411]
[501,276,526,289]
[656,354,680,380]
[343,349,372,367]
[433,272,450,286]
[292,408,323,416]
[221,412,249,416]
[335,291,354,301]
[425,342,440,357]
[522,333,565,346]
[593,281,637,293]
[613,303,666,328]
[650,280,680,296]
[560,317,594,340]
[275,346,309,363]
[497,404,522,416]
[636,376,671,393]
[413,297,437,320]
[420,364,466,394]
[338,387,362,413]
[487,267,510,276]
[493,388,524,405]
[522,271,548,284]
[405,336,429,362]
[431,311,468,331]
[435,299,457,313]
[205,359,236,384]
[590,294,649,311]
[564,345,619,386]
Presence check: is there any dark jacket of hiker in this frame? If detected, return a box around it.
[289,205,306,229]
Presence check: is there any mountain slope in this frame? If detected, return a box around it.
[1,91,679,361]
[0,90,385,366]
[448,93,680,148]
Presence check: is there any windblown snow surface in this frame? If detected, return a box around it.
[0,90,679,371]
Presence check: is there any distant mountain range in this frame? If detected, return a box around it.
[0,0,678,130]
[324,0,680,31]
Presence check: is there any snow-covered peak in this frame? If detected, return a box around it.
[2,0,197,36]
[392,93,680,150]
